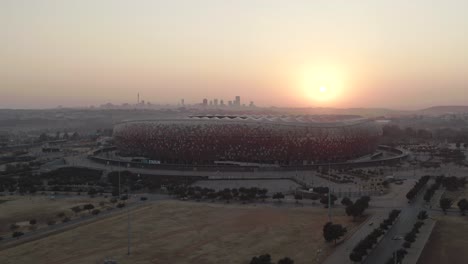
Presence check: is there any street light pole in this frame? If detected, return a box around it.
[118,161,121,198]
[127,186,131,256]
[328,162,332,222]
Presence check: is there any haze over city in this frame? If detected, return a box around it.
[2,0,468,109]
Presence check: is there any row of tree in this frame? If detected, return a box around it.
[406,175,430,201]
[385,210,427,264]
[169,186,270,204]
[349,209,401,262]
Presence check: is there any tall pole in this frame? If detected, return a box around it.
[118,162,121,198]
[127,185,131,255]
[328,162,332,222]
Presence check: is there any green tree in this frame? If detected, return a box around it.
[273,192,285,203]
[457,199,468,216]
[440,198,452,214]
[71,206,82,216]
[277,257,294,264]
[323,222,347,244]
[341,197,353,207]
[349,252,363,263]
[417,210,428,220]
[294,194,303,204]
[83,203,95,213]
[12,231,24,239]
[250,254,273,264]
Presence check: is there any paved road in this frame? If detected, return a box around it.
[363,184,429,264]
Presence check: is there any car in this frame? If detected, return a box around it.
[392,235,403,240]
[368,222,374,226]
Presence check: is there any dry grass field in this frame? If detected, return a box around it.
[0,200,359,264]
[0,195,111,236]
[417,216,468,264]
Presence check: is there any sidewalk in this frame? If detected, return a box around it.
[402,218,436,264]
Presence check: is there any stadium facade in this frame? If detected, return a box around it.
[113,115,382,166]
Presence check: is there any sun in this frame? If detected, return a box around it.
[297,65,347,104]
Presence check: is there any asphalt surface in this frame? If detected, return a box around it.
[363,184,429,264]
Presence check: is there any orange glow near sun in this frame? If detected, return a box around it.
[298,64,348,105]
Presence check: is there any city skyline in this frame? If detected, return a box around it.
[1,1,468,109]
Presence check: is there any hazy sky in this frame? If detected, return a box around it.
[1,0,468,109]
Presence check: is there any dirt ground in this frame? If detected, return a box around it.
[417,216,468,264]
[0,195,111,236]
[0,200,358,264]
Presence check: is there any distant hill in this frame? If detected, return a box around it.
[418,106,468,115]
[272,107,409,118]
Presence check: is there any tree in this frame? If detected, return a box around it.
[320,194,337,207]
[29,219,37,225]
[10,223,19,231]
[88,188,97,196]
[57,212,66,218]
[341,197,353,207]
[417,210,428,220]
[457,198,468,216]
[440,198,452,214]
[83,203,95,213]
[294,194,303,204]
[349,252,363,263]
[91,209,101,215]
[250,254,273,264]
[323,222,347,244]
[71,206,82,216]
[277,257,294,264]
[12,231,24,239]
[404,233,416,243]
[346,204,364,221]
[222,191,233,203]
[273,192,285,203]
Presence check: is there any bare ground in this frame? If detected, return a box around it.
[0,200,359,264]
[417,216,468,264]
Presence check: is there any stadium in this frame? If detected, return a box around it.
[113,115,381,166]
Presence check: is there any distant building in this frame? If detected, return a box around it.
[228,101,233,107]
[220,100,225,106]
[235,96,241,107]
[214,99,218,106]
[202,98,208,106]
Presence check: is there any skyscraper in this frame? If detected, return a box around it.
[235,96,240,107]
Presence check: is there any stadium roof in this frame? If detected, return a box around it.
[116,115,373,128]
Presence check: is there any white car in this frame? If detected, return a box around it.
[392,235,403,240]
